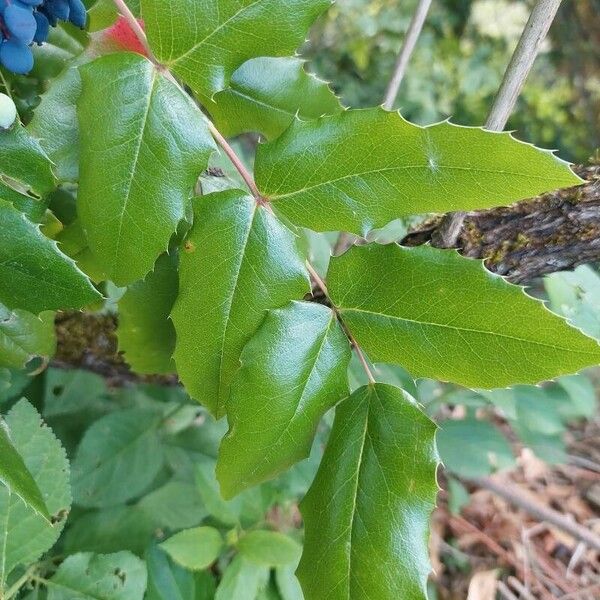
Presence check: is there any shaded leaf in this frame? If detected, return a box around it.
[328,244,600,388]
[298,384,438,600]
[160,527,223,571]
[215,555,269,600]
[238,531,301,567]
[43,369,107,418]
[255,108,582,234]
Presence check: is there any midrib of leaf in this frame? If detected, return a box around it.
[168,0,262,68]
[216,204,258,414]
[0,489,12,588]
[340,307,599,356]
[111,71,157,274]
[266,164,554,200]
[226,89,302,119]
[42,577,106,600]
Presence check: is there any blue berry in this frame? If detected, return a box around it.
[68,0,85,28]
[33,10,49,44]
[0,38,34,74]
[4,2,37,45]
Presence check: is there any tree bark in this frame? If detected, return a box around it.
[401,164,600,283]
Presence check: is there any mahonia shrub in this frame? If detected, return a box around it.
[1,1,599,599]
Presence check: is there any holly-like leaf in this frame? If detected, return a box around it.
[0,400,71,587]
[141,0,331,99]
[0,304,56,369]
[207,57,343,140]
[71,408,165,508]
[217,301,350,497]
[160,527,223,571]
[0,418,49,521]
[255,108,582,234]
[0,199,101,314]
[47,552,147,600]
[298,384,438,600]
[328,244,600,388]
[238,531,302,567]
[118,252,178,375]
[28,66,82,183]
[172,190,309,418]
[77,52,215,285]
[0,124,55,197]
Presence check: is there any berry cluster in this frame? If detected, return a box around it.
[0,0,87,75]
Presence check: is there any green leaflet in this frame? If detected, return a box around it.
[71,408,165,508]
[172,190,310,418]
[0,400,71,587]
[160,526,223,571]
[255,108,582,234]
[28,65,82,183]
[328,244,600,388]
[0,200,100,314]
[215,555,269,600]
[207,57,343,140]
[141,0,331,99]
[77,52,215,285]
[298,384,438,600]
[47,552,147,600]
[0,123,55,197]
[118,252,178,375]
[0,418,49,521]
[0,304,56,369]
[217,301,350,497]
[238,530,302,567]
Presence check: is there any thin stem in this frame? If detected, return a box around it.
[112,0,161,67]
[382,0,432,111]
[0,69,12,100]
[3,565,37,600]
[486,0,562,131]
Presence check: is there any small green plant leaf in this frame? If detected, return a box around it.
[328,244,600,388]
[255,108,582,234]
[118,252,178,375]
[215,555,269,600]
[160,526,223,571]
[47,552,147,600]
[217,301,350,497]
[0,400,71,587]
[0,417,50,521]
[207,57,343,140]
[0,199,101,314]
[172,190,309,418]
[0,304,56,369]
[298,384,438,600]
[238,531,302,567]
[77,52,215,285]
[71,408,164,508]
[141,0,331,98]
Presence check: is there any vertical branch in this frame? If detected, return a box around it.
[486,0,562,132]
[382,0,433,111]
[112,0,160,67]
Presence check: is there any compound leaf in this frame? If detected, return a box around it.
[77,52,215,285]
[141,0,331,98]
[217,301,350,497]
[47,552,147,600]
[298,384,438,600]
[255,108,582,234]
[172,190,309,418]
[0,199,101,314]
[207,57,343,140]
[0,400,71,586]
[118,252,178,375]
[328,244,600,388]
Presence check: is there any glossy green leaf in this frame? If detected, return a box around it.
[215,555,269,600]
[217,301,350,497]
[141,0,331,98]
[0,304,55,369]
[47,552,147,600]
[77,52,215,285]
[0,417,49,521]
[0,400,71,586]
[118,252,178,374]
[298,384,438,600]
[0,181,47,221]
[71,408,164,508]
[0,199,101,314]
[207,57,343,140]
[0,124,55,197]
[172,190,309,418]
[160,526,223,571]
[238,531,302,567]
[28,66,82,183]
[255,108,582,234]
[328,244,600,388]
